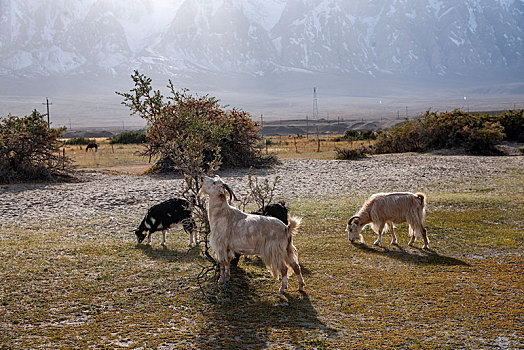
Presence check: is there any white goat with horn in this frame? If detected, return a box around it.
[199,175,305,293]
[346,192,429,249]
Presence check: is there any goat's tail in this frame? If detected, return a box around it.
[287,216,302,235]
[263,217,301,279]
[414,192,426,207]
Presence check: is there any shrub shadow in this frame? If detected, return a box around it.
[352,242,470,266]
[193,266,334,349]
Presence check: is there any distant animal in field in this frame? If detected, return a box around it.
[230,201,290,266]
[86,143,98,152]
[135,198,197,247]
[346,192,429,249]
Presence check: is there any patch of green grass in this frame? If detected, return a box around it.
[1,168,523,348]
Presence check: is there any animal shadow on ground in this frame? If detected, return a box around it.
[194,265,335,350]
[352,242,470,266]
[241,256,313,276]
[135,244,201,263]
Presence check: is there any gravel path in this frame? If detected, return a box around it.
[1,154,522,225]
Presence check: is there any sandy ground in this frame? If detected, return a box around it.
[1,153,522,227]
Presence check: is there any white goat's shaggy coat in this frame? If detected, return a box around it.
[346,192,429,249]
[199,176,305,293]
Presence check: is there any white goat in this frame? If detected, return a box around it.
[199,175,305,293]
[346,192,429,249]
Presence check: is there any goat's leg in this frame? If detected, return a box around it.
[408,226,416,246]
[146,232,152,245]
[408,224,416,247]
[189,232,195,247]
[374,224,384,246]
[389,223,398,245]
[279,264,289,294]
[223,262,231,283]
[421,227,429,249]
[290,260,305,292]
[218,264,225,284]
[284,250,305,292]
[161,230,167,246]
[183,218,197,247]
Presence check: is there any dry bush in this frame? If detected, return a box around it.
[117,71,274,171]
[334,145,369,160]
[0,110,71,183]
[374,109,510,155]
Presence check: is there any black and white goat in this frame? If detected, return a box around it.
[135,198,197,247]
[230,201,290,266]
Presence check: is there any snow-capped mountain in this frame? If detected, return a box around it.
[1,0,523,80]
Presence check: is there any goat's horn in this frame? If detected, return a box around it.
[222,183,239,202]
[348,215,360,224]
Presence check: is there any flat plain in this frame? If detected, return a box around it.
[1,149,522,349]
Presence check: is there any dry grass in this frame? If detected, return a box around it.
[62,138,153,174]
[64,135,365,169]
[263,134,371,158]
[1,162,522,348]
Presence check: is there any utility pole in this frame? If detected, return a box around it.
[306,115,309,139]
[42,97,52,127]
[405,106,409,118]
[260,114,264,146]
[313,87,319,120]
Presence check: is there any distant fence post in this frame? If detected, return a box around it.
[317,127,320,152]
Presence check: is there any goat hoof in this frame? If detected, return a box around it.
[373,241,381,246]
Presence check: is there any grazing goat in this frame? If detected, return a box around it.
[199,176,304,293]
[251,201,289,225]
[86,143,98,152]
[230,201,290,266]
[346,192,429,249]
[135,198,197,247]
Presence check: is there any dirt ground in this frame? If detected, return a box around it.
[1,153,521,227]
[1,153,523,349]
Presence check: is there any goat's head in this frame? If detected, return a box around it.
[134,229,146,244]
[345,215,363,243]
[199,176,238,202]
